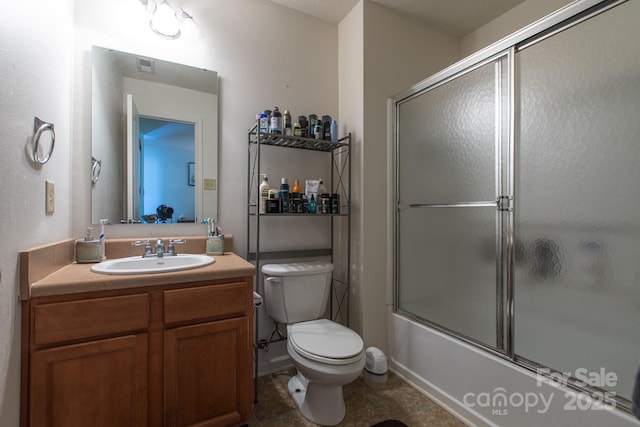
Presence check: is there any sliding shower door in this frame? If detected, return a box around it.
[396,55,509,349]
[514,0,640,400]
[395,0,640,408]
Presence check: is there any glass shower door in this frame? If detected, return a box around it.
[514,0,640,401]
[396,55,509,349]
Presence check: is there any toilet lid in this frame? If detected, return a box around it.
[289,319,363,364]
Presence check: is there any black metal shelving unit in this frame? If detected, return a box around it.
[246,122,351,401]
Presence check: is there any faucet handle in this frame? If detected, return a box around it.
[168,239,185,256]
[132,240,152,257]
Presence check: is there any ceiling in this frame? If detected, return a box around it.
[269,0,526,37]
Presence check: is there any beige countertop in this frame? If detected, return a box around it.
[20,236,255,299]
[29,252,255,299]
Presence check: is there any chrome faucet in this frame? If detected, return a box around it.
[132,240,153,257]
[156,239,165,258]
[167,239,185,256]
[132,238,185,257]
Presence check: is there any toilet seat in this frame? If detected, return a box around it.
[289,319,363,365]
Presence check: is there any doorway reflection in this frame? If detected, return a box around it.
[139,117,195,223]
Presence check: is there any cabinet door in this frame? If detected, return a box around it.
[30,334,148,427]
[164,317,251,427]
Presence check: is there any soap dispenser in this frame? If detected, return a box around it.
[75,227,103,263]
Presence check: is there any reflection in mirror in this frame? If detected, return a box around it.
[91,46,218,225]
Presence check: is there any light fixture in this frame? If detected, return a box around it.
[141,0,194,40]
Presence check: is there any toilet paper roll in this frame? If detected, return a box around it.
[253,291,263,308]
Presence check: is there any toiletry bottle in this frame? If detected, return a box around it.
[330,120,338,142]
[293,122,301,137]
[320,193,331,214]
[259,174,270,214]
[292,179,302,194]
[331,193,340,214]
[298,116,309,138]
[322,115,332,140]
[270,107,282,134]
[260,110,271,133]
[259,111,270,134]
[318,178,327,196]
[279,177,290,213]
[309,114,318,138]
[308,194,317,214]
[283,110,293,136]
[267,190,280,213]
[314,121,323,140]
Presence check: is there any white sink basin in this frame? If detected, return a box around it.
[91,254,214,275]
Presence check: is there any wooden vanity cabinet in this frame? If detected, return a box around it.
[163,282,252,427]
[22,277,254,427]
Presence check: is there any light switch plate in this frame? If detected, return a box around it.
[204,179,216,190]
[45,180,55,214]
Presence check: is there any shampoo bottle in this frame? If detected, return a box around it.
[279,178,290,213]
[259,174,270,214]
[270,107,282,134]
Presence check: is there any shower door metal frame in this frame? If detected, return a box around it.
[392,0,631,413]
[394,50,512,358]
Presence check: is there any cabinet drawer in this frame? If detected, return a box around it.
[164,282,248,324]
[33,294,150,345]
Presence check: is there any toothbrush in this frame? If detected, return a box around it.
[99,219,108,260]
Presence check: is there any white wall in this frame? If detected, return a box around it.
[73,0,339,243]
[338,0,365,337]
[0,0,74,424]
[460,0,573,56]
[358,1,459,350]
[74,0,339,376]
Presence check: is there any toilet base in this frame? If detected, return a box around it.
[288,373,346,426]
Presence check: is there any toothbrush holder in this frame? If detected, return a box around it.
[206,235,225,255]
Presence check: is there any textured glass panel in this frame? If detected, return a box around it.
[398,206,496,347]
[398,58,506,204]
[514,0,640,399]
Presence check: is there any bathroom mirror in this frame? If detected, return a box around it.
[91,46,218,225]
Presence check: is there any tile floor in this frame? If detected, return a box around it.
[253,368,467,426]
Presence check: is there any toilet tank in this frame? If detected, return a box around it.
[261,262,334,324]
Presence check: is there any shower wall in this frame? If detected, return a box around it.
[393,0,640,422]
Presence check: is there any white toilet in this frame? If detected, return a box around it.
[261,262,365,426]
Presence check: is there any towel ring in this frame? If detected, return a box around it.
[91,156,102,184]
[32,117,55,165]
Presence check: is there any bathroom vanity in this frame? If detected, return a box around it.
[20,238,254,427]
